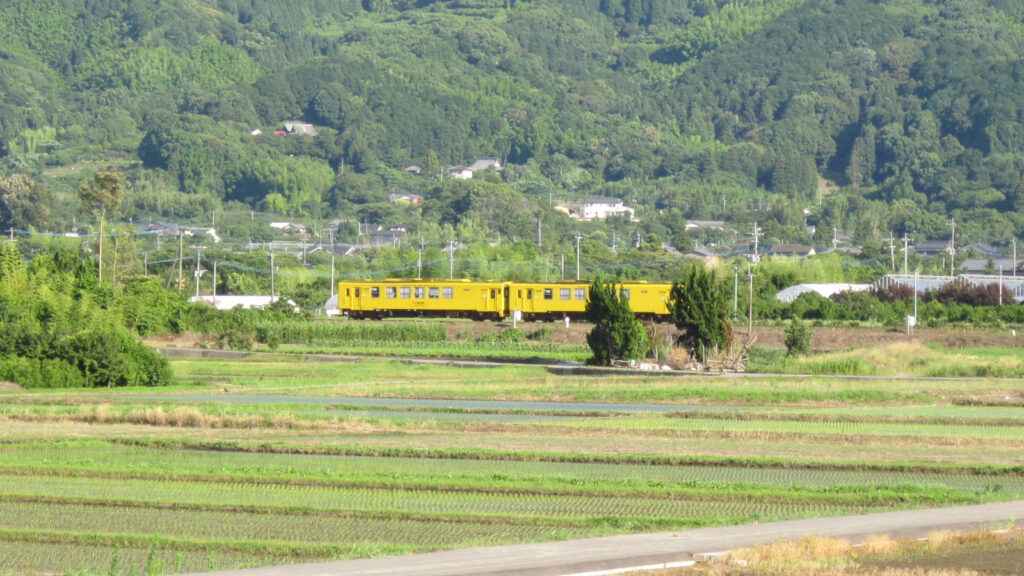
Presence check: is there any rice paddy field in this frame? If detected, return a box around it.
[2,346,1024,575]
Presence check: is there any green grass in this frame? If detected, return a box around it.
[2,354,1024,574]
[753,341,1024,378]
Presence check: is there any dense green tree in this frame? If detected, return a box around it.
[669,265,732,362]
[584,276,648,365]
[0,174,51,230]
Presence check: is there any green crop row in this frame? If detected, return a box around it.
[0,539,274,575]
[0,471,988,524]
[251,319,448,345]
[0,500,592,548]
[3,441,1021,503]
[533,415,1024,440]
[294,341,590,362]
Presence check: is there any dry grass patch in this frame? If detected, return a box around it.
[646,529,1024,575]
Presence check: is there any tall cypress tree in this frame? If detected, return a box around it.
[585,276,648,365]
[670,266,732,362]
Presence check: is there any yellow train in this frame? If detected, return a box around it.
[337,279,674,321]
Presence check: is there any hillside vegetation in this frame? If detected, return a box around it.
[2,0,1024,250]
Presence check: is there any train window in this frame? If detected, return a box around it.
[517,290,522,298]
[490,289,496,299]
[386,287,396,298]
[442,287,453,299]
[355,288,361,298]
[622,289,630,299]
[575,288,586,300]
[346,288,350,297]
[543,288,553,300]
[370,287,380,298]
[415,287,425,298]
[428,287,439,299]
[400,287,411,299]
[560,289,570,300]
[527,289,533,299]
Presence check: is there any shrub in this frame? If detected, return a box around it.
[0,357,86,388]
[784,318,812,357]
[59,331,171,387]
[528,326,552,341]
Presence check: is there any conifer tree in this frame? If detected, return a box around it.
[670,265,732,362]
[585,276,648,365]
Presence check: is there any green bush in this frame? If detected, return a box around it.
[527,326,553,341]
[0,356,86,388]
[59,331,172,387]
[784,318,812,357]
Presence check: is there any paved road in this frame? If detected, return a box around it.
[183,501,1024,576]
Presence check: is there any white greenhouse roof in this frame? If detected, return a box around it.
[774,283,872,303]
[190,295,298,312]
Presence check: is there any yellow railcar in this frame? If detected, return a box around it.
[338,279,674,322]
[337,279,509,320]
[506,282,590,320]
[505,281,673,321]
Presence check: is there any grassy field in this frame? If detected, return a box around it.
[1,353,1024,574]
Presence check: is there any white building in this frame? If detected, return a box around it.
[447,157,502,179]
[561,198,635,220]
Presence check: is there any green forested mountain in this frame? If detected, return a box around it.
[3,0,1024,250]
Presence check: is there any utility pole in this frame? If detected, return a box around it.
[113,233,122,290]
[194,246,204,299]
[747,265,754,338]
[1014,238,1018,278]
[912,270,919,336]
[417,249,422,279]
[733,266,739,318]
[560,254,565,280]
[949,218,956,277]
[574,233,583,280]
[448,240,455,279]
[144,252,148,276]
[889,233,896,272]
[537,218,542,248]
[212,260,217,305]
[832,226,838,250]
[1000,266,1004,306]
[270,250,275,300]
[752,222,761,261]
[177,232,184,293]
[329,229,335,296]
[903,233,909,276]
